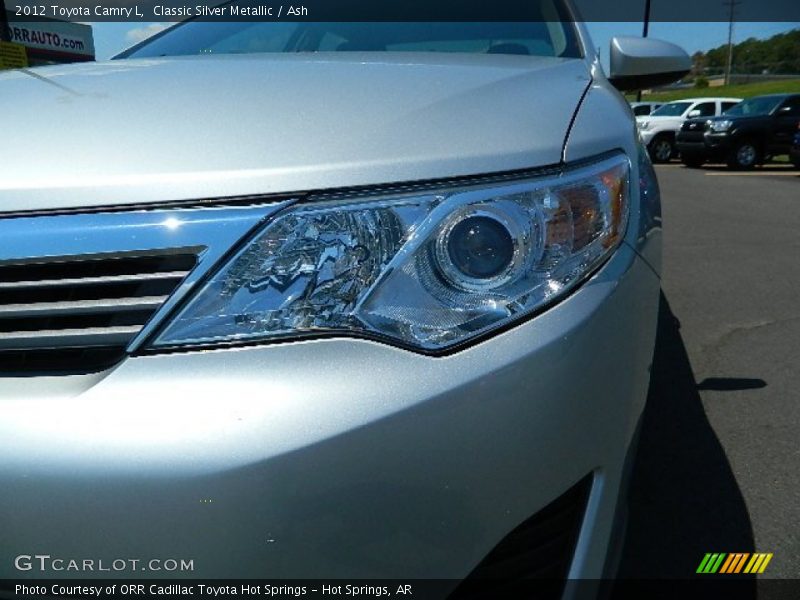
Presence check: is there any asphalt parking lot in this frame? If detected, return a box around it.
[619,162,799,580]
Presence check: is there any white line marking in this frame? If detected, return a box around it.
[704,171,798,177]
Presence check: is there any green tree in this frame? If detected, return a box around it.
[693,28,800,76]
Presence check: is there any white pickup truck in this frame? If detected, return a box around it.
[636,97,742,162]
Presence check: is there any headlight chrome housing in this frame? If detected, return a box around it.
[153,154,630,353]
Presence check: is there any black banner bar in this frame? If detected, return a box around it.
[3,580,800,600]
[5,0,800,23]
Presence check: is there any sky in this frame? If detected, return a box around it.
[587,22,798,70]
[92,21,799,63]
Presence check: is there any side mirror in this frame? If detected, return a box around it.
[608,36,691,92]
[687,110,701,118]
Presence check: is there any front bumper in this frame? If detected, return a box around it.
[676,131,733,159]
[0,242,659,583]
[638,129,657,145]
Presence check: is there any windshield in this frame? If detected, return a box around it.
[724,96,785,117]
[118,20,582,60]
[650,102,692,117]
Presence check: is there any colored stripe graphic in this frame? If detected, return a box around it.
[744,553,774,574]
[744,554,757,573]
[703,554,719,573]
[698,553,727,573]
[759,554,774,573]
[729,553,750,573]
[719,554,736,573]
[711,554,726,573]
[720,553,738,573]
[718,553,736,573]
[700,552,773,574]
[744,554,761,573]
[697,554,713,573]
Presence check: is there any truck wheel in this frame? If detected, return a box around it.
[727,141,759,170]
[649,135,674,163]
[681,154,705,168]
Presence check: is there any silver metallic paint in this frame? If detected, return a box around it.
[0,12,667,584]
[1,53,590,213]
[0,244,659,581]
[609,36,692,82]
[563,77,663,275]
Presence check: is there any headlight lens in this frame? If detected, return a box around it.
[153,154,630,352]
[637,120,650,130]
[709,119,733,133]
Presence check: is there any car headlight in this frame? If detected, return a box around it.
[153,154,630,352]
[709,119,733,133]
[637,120,650,130]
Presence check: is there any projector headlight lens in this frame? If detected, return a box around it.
[446,215,514,279]
[436,205,535,292]
[153,154,630,352]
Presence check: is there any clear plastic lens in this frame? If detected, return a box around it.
[709,119,733,133]
[154,154,630,351]
[445,215,514,279]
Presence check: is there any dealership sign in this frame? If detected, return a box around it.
[5,11,94,63]
[0,40,29,69]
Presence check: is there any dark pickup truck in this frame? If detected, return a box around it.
[676,93,800,169]
[791,122,800,167]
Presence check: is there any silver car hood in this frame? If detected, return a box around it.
[0,53,591,213]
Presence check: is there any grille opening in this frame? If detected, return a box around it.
[0,278,181,305]
[0,250,198,376]
[0,253,196,283]
[450,474,592,599]
[0,310,154,334]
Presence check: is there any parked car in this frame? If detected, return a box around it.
[0,13,690,586]
[788,121,800,168]
[630,101,663,116]
[636,97,742,163]
[677,93,800,169]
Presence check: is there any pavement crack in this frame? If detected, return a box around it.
[698,315,800,366]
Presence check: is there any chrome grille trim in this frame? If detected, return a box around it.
[0,326,142,351]
[0,295,169,319]
[0,271,190,289]
[0,250,198,358]
[0,201,292,375]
